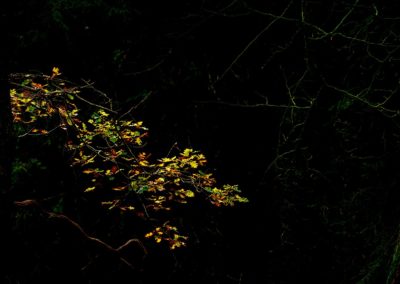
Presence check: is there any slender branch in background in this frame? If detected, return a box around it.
[215,0,293,84]
[195,100,311,109]
[124,59,165,77]
[119,91,153,120]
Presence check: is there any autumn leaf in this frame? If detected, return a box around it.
[112,186,127,191]
[182,148,193,157]
[52,67,61,77]
[82,169,96,174]
[31,82,43,89]
[84,186,96,192]
[189,161,198,168]
[31,128,48,134]
[10,69,248,251]
[133,121,143,128]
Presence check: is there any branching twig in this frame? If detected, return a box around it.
[195,100,311,109]
[216,0,293,84]
[75,93,117,114]
[119,91,153,120]
[14,199,147,271]
[124,59,165,76]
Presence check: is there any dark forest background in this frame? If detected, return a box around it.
[2,0,400,283]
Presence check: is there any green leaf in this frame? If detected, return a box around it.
[137,185,149,194]
[109,135,118,143]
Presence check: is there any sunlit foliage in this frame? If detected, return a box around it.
[10,68,248,249]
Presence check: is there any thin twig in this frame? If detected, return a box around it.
[75,93,117,114]
[216,0,293,84]
[119,91,153,120]
[14,199,147,271]
[195,100,311,109]
[124,59,165,76]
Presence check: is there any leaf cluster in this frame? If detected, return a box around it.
[9,68,248,249]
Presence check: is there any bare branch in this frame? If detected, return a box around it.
[216,0,294,84]
[14,199,147,271]
[195,100,311,109]
[75,93,117,114]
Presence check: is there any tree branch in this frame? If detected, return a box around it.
[14,199,147,271]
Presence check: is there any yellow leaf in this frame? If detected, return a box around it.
[52,67,61,76]
[82,169,96,174]
[133,121,143,128]
[156,177,165,183]
[84,155,96,165]
[161,157,175,163]
[98,110,109,117]
[182,148,193,157]
[81,122,87,131]
[189,161,198,168]
[84,186,96,192]
[120,205,135,211]
[185,190,195,198]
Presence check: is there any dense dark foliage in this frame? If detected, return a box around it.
[3,0,400,283]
